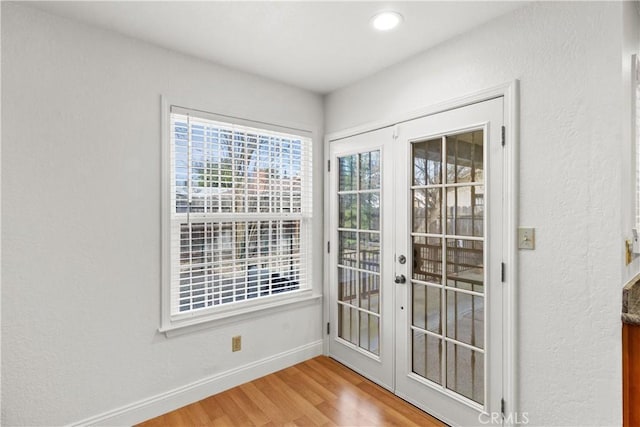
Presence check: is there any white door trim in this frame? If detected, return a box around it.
[323,80,519,424]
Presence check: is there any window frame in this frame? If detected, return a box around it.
[160,98,316,335]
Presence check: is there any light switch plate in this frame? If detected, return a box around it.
[518,227,535,250]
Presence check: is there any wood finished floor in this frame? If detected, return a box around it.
[137,356,446,427]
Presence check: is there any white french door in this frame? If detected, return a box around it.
[394,97,504,426]
[327,126,396,389]
[328,97,505,426]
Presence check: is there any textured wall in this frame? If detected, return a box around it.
[325,2,628,426]
[1,4,324,425]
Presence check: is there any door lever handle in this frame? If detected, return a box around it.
[394,274,406,284]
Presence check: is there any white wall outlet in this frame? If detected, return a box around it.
[518,227,535,250]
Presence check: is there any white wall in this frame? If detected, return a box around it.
[325,2,631,426]
[1,3,324,426]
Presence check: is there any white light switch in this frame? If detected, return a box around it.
[518,227,535,250]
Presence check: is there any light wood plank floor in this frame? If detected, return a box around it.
[137,356,446,426]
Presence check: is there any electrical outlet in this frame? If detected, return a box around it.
[232,335,241,352]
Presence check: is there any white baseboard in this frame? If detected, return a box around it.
[70,340,323,427]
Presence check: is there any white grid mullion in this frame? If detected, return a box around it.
[413,232,483,242]
[412,182,484,190]
[444,335,485,355]
[338,227,380,234]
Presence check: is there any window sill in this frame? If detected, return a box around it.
[159,290,321,338]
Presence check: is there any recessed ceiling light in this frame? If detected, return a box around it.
[371,11,403,32]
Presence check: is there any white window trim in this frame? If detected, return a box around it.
[160,96,315,335]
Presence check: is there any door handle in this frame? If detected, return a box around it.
[394,274,406,284]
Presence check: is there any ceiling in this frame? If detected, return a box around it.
[29,1,528,94]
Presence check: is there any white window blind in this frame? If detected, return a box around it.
[168,106,312,317]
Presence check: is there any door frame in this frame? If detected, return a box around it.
[323,80,519,423]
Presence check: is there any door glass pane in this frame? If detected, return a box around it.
[413,188,441,233]
[413,138,442,186]
[358,312,380,356]
[359,193,380,230]
[359,232,380,272]
[369,315,380,355]
[360,151,381,190]
[359,311,370,351]
[412,283,441,334]
[446,342,484,405]
[446,130,483,184]
[446,185,484,237]
[338,303,350,342]
[338,231,357,267]
[412,331,442,385]
[360,272,380,314]
[339,155,357,191]
[446,290,484,349]
[338,304,358,345]
[339,194,357,229]
[446,239,483,293]
[338,267,357,305]
[412,236,442,284]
